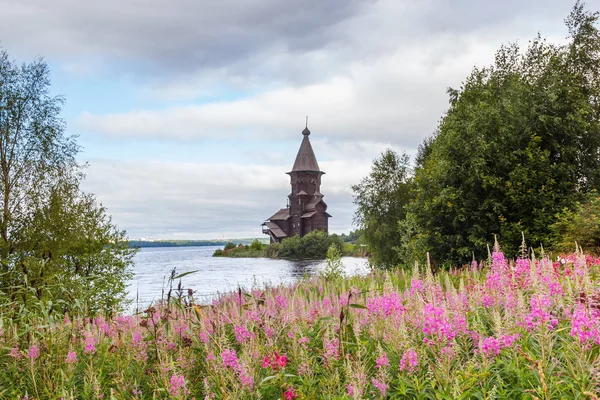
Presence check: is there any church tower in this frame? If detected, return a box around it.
[262,123,331,243]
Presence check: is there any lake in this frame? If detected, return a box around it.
[127,246,370,308]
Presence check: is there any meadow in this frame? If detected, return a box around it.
[1,246,600,399]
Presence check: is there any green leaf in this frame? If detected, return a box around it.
[173,270,199,279]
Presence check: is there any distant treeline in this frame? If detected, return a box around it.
[129,239,266,248]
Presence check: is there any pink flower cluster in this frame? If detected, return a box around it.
[262,352,288,370]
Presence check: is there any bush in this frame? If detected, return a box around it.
[278,231,342,260]
[250,239,263,251]
[551,192,600,253]
[319,244,344,281]
[224,242,236,251]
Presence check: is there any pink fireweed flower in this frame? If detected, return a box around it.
[372,378,388,397]
[169,374,190,397]
[366,293,404,318]
[422,304,455,342]
[571,304,600,345]
[27,345,40,360]
[298,336,309,347]
[409,279,424,294]
[221,349,241,371]
[499,334,520,348]
[262,352,288,370]
[65,351,77,364]
[234,325,252,343]
[375,352,390,368]
[240,372,254,389]
[323,338,339,360]
[399,349,418,373]
[524,296,558,331]
[283,388,297,400]
[275,295,288,309]
[8,347,21,359]
[480,336,501,357]
[83,333,97,355]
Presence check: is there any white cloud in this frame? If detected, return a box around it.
[82,155,370,239]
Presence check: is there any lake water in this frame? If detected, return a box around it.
[127,246,370,308]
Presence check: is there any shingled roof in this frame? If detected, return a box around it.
[267,208,290,221]
[290,127,321,173]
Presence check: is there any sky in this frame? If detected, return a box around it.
[0,0,578,239]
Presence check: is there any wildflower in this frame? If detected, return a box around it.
[524,296,558,331]
[169,374,190,397]
[499,334,520,348]
[323,338,339,360]
[372,378,388,397]
[375,352,389,368]
[298,336,309,347]
[367,293,404,318]
[65,351,77,364]
[283,387,297,400]
[262,352,288,370]
[27,345,40,360]
[83,333,97,355]
[8,347,21,359]
[275,295,288,309]
[571,304,600,345]
[399,349,418,373]
[240,372,254,389]
[422,304,455,342]
[480,336,501,357]
[234,325,252,343]
[347,385,356,396]
[221,349,240,371]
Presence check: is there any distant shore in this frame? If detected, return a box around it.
[128,239,266,248]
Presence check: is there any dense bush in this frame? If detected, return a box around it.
[223,242,236,251]
[277,230,342,260]
[551,192,600,253]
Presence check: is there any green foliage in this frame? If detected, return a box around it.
[224,242,236,251]
[0,49,135,317]
[319,244,344,281]
[278,230,342,260]
[400,4,600,266]
[250,239,263,251]
[352,149,412,268]
[550,191,600,253]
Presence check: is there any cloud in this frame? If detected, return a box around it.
[81,156,370,239]
[1,0,370,76]
[75,35,493,146]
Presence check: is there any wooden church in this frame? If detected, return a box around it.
[262,124,331,243]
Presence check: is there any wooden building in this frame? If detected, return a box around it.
[262,125,331,243]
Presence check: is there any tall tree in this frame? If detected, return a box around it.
[352,149,412,268]
[402,2,600,266]
[0,50,134,315]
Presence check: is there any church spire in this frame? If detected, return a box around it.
[291,121,321,173]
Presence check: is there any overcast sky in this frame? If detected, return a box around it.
[0,0,578,239]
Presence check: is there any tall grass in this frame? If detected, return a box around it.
[1,247,600,398]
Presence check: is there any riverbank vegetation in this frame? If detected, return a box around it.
[213,231,366,259]
[2,245,600,398]
[353,3,600,269]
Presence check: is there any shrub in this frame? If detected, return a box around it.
[250,239,263,251]
[224,242,236,251]
[550,192,600,253]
